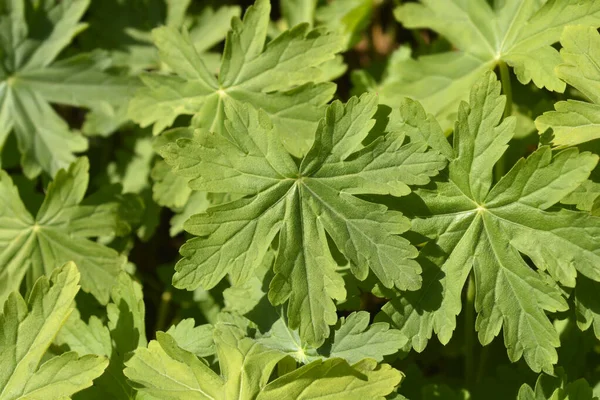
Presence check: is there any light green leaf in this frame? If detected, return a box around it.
[561,179,600,212]
[0,157,127,305]
[518,370,598,400]
[80,0,239,73]
[188,6,242,56]
[125,323,402,400]
[0,0,138,176]
[372,0,600,128]
[280,0,317,28]
[378,72,600,373]
[574,275,600,341]
[161,94,446,346]
[315,0,374,49]
[130,0,344,157]
[165,319,215,358]
[56,271,147,399]
[536,25,600,146]
[0,262,108,400]
[256,358,402,400]
[327,312,407,364]
[258,310,408,365]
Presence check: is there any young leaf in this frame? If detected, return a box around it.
[378,71,600,373]
[536,25,600,147]
[0,0,137,177]
[124,323,402,400]
[0,157,127,305]
[0,262,108,399]
[372,0,600,128]
[55,271,147,399]
[129,0,344,157]
[160,93,446,346]
[165,318,215,358]
[257,311,407,364]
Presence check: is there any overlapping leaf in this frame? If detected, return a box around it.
[369,0,600,128]
[0,0,138,177]
[377,72,600,373]
[536,25,600,147]
[257,311,407,364]
[81,0,240,73]
[124,323,402,400]
[518,370,597,400]
[159,93,446,346]
[0,157,127,305]
[0,262,107,400]
[55,271,147,399]
[130,0,344,157]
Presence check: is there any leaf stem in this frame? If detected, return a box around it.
[465,272,476,389]
[476,345,490,384]
[495,61,512,182]
[498,61,513,118]
[155,291,172,333]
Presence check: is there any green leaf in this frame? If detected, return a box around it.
[257,311,407,365]
[518,369,598,400]
[0,262,108,399]
[536,26,600,146]
[129,0,344,157]
[81,0,239,73]
[378,71,600,373]
[55,271,146,399]
[0,157,127,305]
[165,319,215,358]
[315,0,374,49]
[561,179,600,212]
[280,0,317,28]
[0,0,138,177]
[326,311,407,364]
[160,94,446,346]
[373,0,600,128]
[124,323,402,400]
[256,358,402,400]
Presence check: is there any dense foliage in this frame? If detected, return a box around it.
[1,0,600,399]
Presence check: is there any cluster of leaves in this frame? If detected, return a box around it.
[1,0,600,399]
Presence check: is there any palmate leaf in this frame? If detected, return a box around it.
[124,323,402,400]
[0,262,107,400]
[377,72,600,373]
[159,93,446,346]
[0,157,127,305]
[0,0,138,177]
[370,0,600,128]
[55,271,147,399]
[129,0,345,157]
[536,26,600,147]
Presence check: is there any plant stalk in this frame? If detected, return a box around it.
[495,61,513,182]
[465,273,476,389]
[155,291,172,334]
